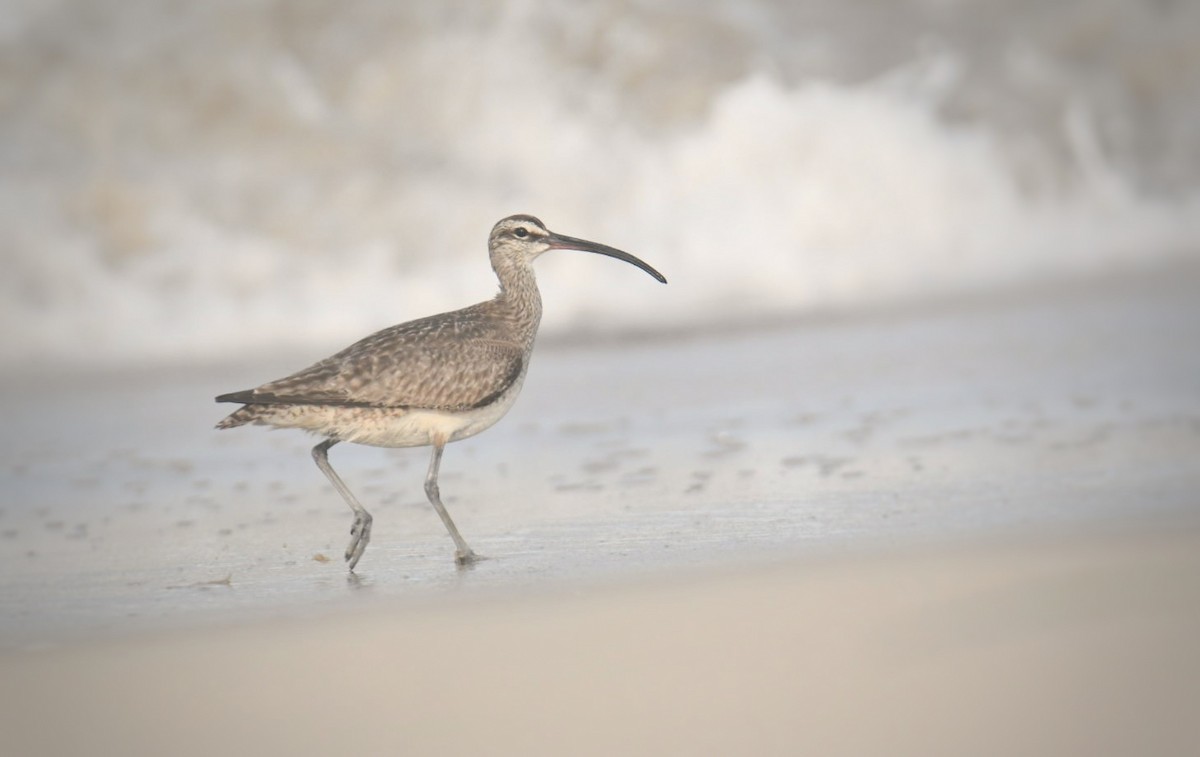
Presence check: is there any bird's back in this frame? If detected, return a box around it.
[217,297,536,426]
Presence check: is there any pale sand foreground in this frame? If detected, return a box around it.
[1,520,1198,756]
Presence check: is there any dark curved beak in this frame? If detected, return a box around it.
[547,232,667,284]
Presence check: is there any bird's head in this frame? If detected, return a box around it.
[488,214,667,283]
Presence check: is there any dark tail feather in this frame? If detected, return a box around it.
[216,390,256,404]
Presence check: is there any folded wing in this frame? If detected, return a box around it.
[216,307,527,412]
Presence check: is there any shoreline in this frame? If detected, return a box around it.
[0,258,1198,686]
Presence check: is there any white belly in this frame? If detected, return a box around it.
[260,370,528,448]
[346,392,520,448]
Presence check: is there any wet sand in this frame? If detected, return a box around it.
[1,263,1198,753]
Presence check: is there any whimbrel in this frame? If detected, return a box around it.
[215,215,666,570]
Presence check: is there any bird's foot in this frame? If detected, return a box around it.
[345,511,373,571]
[454,548,486,567]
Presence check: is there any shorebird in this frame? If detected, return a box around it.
[215,215,666,570]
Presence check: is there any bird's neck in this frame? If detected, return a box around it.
[493,260,543,343]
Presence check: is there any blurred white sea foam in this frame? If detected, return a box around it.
[1,0,1198,368]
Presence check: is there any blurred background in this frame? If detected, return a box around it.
[2,0,1198,370]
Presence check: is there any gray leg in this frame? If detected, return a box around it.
[424,441,481,565]
[312,439,372,571]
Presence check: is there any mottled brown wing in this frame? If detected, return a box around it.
[220,307,526,411]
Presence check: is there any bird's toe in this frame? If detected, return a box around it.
[345,513,373,570]
[454,549,486,566]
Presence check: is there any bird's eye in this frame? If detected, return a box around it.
[514,227,529,238]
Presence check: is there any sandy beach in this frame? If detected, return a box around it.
[1,262,1198,754]
[3,523,1198,756]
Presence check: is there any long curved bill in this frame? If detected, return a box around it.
[547,232,668,284]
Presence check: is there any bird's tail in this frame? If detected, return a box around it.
[215,405,266,430]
